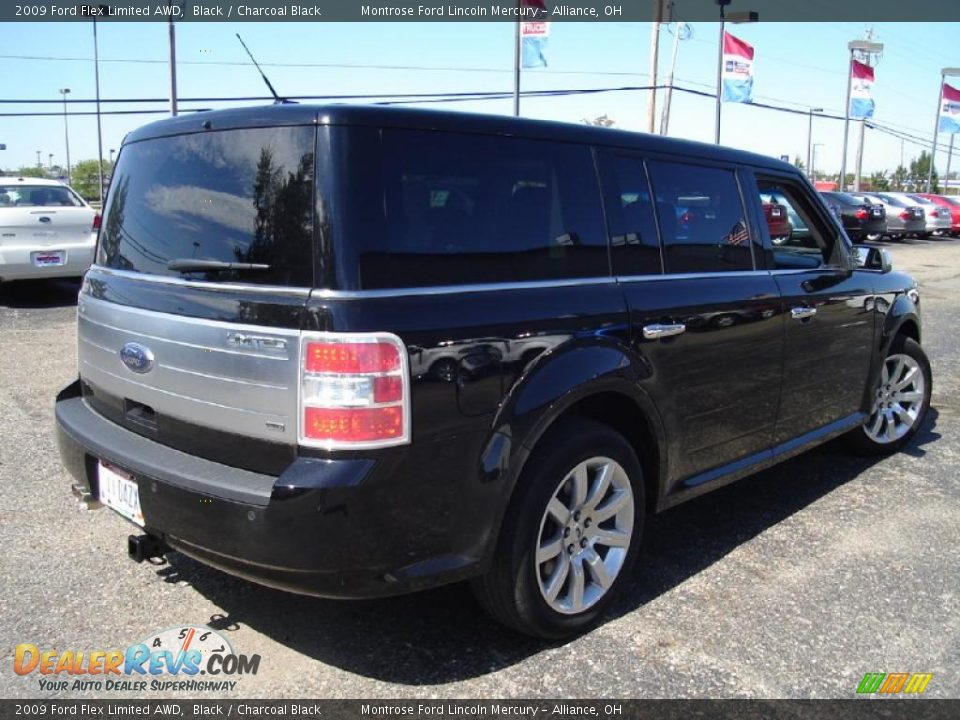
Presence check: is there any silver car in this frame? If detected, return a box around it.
[0,177,98,282]
[857,192,925,239]
[905,194,952,236]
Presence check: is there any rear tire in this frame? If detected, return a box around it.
[471,418,645,639]
[846,335,932,455]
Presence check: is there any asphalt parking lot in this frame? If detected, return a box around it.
[1,238,958,699]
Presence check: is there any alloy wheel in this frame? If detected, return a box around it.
[535,457,634,614]
[865,353,925,444]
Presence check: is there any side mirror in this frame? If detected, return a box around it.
[853,245,892,273]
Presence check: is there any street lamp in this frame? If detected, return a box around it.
[92,6,106,205]
[48,153,54,172]
[36,150,42,169]
[59,88,71,185]
[109,148,115,164]
[806,107,823,178]
[714,0,759,145]
[928,67,960,192]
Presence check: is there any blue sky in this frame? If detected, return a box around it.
[1,21,958,176]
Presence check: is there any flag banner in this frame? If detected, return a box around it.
[850,59,875,119]
[939,83,960,133]
[520,0,549,68]
[721,32,754,103]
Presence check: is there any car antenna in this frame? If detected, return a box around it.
[235,33,293,104]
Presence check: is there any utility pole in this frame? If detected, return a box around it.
[169,1,179,116]
[36,150,42,168]
[660,20,690,136]
[646,0,666,133]
[93,11,105,204]
[806,107,822,178]
[59,88,71,185]
[48,153,53,172]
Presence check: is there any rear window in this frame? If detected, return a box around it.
[330,128,608,289]
[0,185,84,207]
[97,127,315,287]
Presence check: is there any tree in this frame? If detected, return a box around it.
[793,156,806,172]
[909,151,939,193]
[70,159,114,201]
[14,166,47,178]
[868,170,889,191]
[890,165,909,191]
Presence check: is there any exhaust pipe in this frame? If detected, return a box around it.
[128,534,167,563]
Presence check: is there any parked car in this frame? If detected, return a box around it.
[861,192,927,239]
[915,193,960,236]
[55,105,932,639]
[762,199,791,243]
[818,191,886,241]
[887,192,951,237]
[0,177,99,282]
[905,193,955,236]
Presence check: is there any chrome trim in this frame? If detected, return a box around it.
[86,265,313,297]
[642,323,686,340]
[615,270,772,283]
[310,276,616,299]
[790,306,817,320]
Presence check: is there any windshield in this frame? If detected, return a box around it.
[97,126,316,287]
[0,184,84,208]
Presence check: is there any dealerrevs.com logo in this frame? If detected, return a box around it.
[14,625,261,693]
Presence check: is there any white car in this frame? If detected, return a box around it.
[0,177,98,282]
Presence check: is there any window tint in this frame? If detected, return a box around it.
[598,154,662,276]
[97,127,315,287]
[0,185,84,208]
[340,129,608,289]
[646,161,753,274]
[757,177,843,270]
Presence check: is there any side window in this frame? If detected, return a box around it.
[647,161,754,274]
[351,130,608,289]
[598,153,662,276]
[755,177,844,270]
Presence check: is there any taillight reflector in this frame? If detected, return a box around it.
[305,341,400,374]
[299,332,409,449]
[855,208,869,220]
[304,406,404,443]
[92,213,102,231]
[900,211,912,220]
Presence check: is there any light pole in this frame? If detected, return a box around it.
[48,153,54,172]
[714,1,758,145]
[36,150,42,169]
[811,142,824,183]
[59,88,71,185]
[806,107,822,178]
[840,39,882,191]
[109,148,115,164]
[927,67,960,192]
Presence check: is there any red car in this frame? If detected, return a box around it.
[763,201,791,242]
[917,193,960,236]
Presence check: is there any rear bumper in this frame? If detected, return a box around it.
[55,382,484,598]
[0,236,95,280]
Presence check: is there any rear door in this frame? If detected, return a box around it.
[748,172,875,442]
[598,152,784,494]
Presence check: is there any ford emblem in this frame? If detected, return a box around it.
[119,342,155,374]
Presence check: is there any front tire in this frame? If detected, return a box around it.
[847,335,932,455]
[471,418,645,639]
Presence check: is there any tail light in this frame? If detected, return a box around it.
[298,332,410,449]
[92,213,102,231]
[929,209,939,217]
[900,210,912,220]
[855,207,869,220]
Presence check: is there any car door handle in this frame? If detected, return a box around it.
[642,323,686,340]
[791,306,817,320]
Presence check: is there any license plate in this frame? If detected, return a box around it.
[872,207,882,216]
[98,462,144,527]
[31,250,66,267]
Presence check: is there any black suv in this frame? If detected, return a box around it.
[56,106,931,639]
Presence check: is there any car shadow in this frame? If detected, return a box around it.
[154,409,941,686]
[0,278,81,308]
